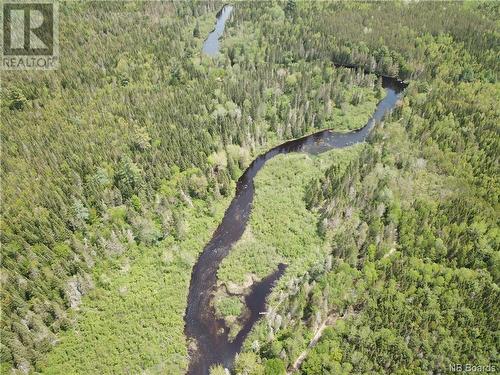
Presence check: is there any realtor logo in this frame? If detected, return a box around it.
[2,1,58,69]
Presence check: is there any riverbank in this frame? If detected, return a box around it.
[38,197,232,374]
[214,146,364,340]
[185,66,405,373]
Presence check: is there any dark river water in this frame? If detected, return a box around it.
[185,6,407,375]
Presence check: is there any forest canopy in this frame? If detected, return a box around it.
[1,1,498,374]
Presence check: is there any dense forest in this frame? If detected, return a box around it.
[1,1,498,374]
[229,2,499,374]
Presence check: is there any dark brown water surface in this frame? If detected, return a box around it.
[187,8,407,374]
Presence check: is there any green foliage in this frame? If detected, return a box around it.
[7,89,28,110]
[215,296,244,318]
[234,352,265,375]
[301,329,344,375]
[218,147,361,286]
[193,21,201,38]
[1,0,498,373]
[38,198,230,374]
[210,364,228,375]
[114,157,143,200]
[264,358,286,375]
[242,82,499,374]
[232,2,499,374]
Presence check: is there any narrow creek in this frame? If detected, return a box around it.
[185,6,407,374]
[202,5,233,57]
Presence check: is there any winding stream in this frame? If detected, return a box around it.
[185,7,407,375]
[202,5,233,56]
